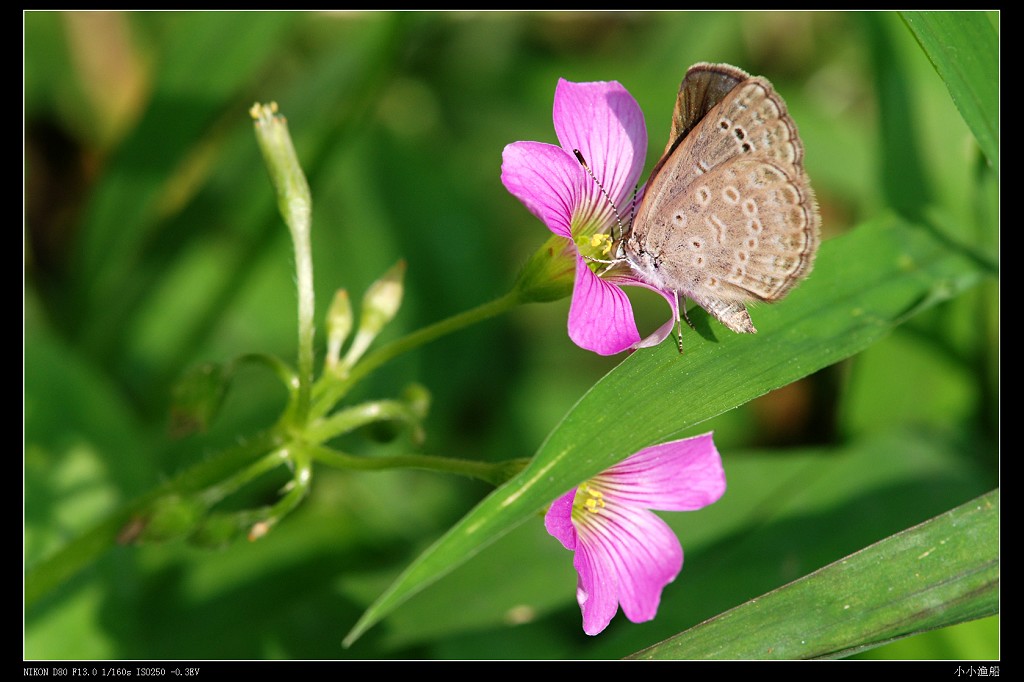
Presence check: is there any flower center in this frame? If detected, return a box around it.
[574,481,606,519]
[575,234,615,274]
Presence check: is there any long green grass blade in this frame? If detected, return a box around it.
[901,11,998,168]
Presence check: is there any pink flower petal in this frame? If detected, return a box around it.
[600,433,726,511]
[595,504,683,624]
[552,79,647,214]
[501,141,582,240]
[568,256,641,356]
[544,489,578,551]
[573,535,621,635]
[573,502,682,634]
[605,272,681,350]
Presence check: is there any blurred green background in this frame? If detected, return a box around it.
[25,11,997,659]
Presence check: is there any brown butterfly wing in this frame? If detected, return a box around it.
[669,62,750,150]
[628,64,819,334]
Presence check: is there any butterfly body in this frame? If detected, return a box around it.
[623,63,820,335]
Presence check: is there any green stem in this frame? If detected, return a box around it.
[230,352,298,390]
[305,400,419,444]
[251,103,314,425]
[311,289,523,419]
[292,213,315,424]
[198,449,289,508]
[310,444,529,487]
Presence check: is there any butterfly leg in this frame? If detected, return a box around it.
[673,292,684,353]
[672,294,700,353]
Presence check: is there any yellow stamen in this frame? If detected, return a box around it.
[578,482,606,514]
[590,233,613,257]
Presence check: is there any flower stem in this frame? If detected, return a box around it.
[251,103,314,425]
[305,400,420,445]
[311,289,523,419]
[293,215,315,424]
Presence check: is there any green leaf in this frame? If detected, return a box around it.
[900,11,998,168]
[628,489,998,659]
[344,213,993,646]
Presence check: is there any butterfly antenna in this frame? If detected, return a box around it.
[628,185,639,231]
[573,149,627,243]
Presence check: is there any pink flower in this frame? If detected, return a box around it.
[501,79,677,355]
[544,433,726,635]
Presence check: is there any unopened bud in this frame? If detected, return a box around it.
[250,102,311,238]
[361,260,405,330]
[340,261,406,369]
[401,383,431,421]
[325,289,353,370]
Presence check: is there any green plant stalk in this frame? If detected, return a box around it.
[292,212,315,424]
[197,449,290,508]
[305,400,420,444]
[251,103,314,425]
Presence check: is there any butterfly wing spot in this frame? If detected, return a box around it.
[732,126,755,153]
[722,186,740,204]
[743,199,758,215]
[778,186,799,205]
[749,165,783,188]
[778,229,810,251]
[696,186,712,205]
[707,215,727,244]
[748,218,763,234]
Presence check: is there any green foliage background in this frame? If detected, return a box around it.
[25,11,998,659]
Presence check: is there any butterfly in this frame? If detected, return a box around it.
[621,62,820,337]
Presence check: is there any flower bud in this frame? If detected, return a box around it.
[325,289,353,370]
[340,261,406,369]
[361,260,405,331]
[400,382,431,421]
[250,102,311,239]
